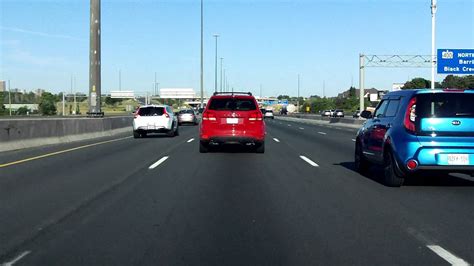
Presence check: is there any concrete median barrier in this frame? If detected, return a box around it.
[276,114,365,129]
[0,116,133,152]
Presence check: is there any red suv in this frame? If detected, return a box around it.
[199,92,266,153]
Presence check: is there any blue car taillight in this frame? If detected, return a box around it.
[404,97,417,133]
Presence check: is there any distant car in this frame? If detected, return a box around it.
[355,89,474,187]
[199,92,265,153]
[333,109,344,117]
[322,110,331,117]
[353,110,361,118]
[133,105,179,138]
[329,109,335,116]
[264,110,274,119]
[178,109,198,125]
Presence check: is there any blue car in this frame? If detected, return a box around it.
[355,89,474,187]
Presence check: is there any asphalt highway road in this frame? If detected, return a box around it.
[1,118,473,265]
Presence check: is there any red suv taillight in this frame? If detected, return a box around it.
[404,97,417,133]
[202,112,217,121]
[249,112,263,121]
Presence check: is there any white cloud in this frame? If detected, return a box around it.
[2,39,70,67]
[0,26,84,41]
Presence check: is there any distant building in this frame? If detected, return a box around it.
[7,104,39,112]
[392,83,405,91]
[0,80,5,92]
[35,89,45,97]
[10,88,22,93]
[160,88,196,99]
[337,88,387,102]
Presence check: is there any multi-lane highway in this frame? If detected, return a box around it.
[1,118,473,265]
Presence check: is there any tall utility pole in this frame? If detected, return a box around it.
[88,0,102,117]
[431,0,437,90]
[297,74,300,113]
[8,80,12,116]
[213,34,219,93]
[200,0,204,108]
[220,57,224,92]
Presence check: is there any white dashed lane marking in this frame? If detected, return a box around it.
[2,251,31,266]
[149,156,169,170]
[299,127,304,130]
[318,132,327,135]
[299,155,319,167]
[273,138,280,143]
[427,245,469,266]
[187,138,194,143]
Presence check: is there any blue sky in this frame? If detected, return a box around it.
[1,0,473,97]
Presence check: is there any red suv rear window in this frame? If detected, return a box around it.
[208,98,257,111]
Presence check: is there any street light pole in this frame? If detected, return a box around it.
[200,0,204,108]
[220,57,224,92]
[431,0,437,90]
[213,34,219,93]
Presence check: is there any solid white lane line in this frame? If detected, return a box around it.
[299,155,319,167]
[149,156,169,169]
[352,139,356,142]
[273,138,280,143]
[318,132,327,135]
[299,127,304,130]
[2,251,31,266]
[187,138,195,143]
[427,245,470,266]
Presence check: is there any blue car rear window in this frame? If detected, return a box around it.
[417,93,474,118]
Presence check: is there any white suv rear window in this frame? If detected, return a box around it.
[138,107,165,116]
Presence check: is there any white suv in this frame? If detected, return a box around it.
[133,105,179,138]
